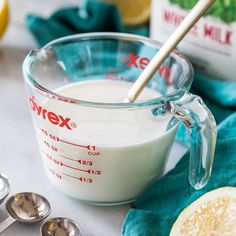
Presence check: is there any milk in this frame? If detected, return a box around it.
[31,80,178,204]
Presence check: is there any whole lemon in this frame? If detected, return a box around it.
[0,0,8,38]
[104,0,151,26]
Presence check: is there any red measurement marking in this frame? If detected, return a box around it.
[59,155,93,166]
[62,173,93,183]
[59,139,92,150]
[60,162,90,173]
[43,153,97,174]
[59,154,78,162]
[88,151,100,156]
[42,152,86,172]
[60,161,101,175]
[43,140,58,152]
[105,74,134,83]
[49,168,62,179]
[35,125,96,151]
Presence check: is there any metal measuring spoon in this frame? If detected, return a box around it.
[0,174,10,204]
[41,217,82,236]
[0,192,51,234]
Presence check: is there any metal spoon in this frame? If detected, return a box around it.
[0,174,10,204]
[41,217,82,236]
[0,192,51,234]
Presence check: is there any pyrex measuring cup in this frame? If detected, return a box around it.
[23,33,216,205]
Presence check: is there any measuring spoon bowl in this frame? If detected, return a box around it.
[0,192,51,234]
[0,174,10,204]
[41,217,82,236]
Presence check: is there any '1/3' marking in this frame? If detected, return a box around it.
[48,168,93,183]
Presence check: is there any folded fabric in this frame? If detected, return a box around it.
[122,62,236,236]
[176,72,236,145]
[26,1,236,235]
[26,0,149,47]
[122,111,236,236]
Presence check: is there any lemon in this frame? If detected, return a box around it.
[170,187,236,236]
[0,0,8,38]
[105,0,151,26]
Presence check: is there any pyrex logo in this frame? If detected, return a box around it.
[124,53,173,85]
[29,96,73,130]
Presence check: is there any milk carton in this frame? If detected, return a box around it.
[150,0,236,80]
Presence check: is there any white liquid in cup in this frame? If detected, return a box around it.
[30,80,178,204]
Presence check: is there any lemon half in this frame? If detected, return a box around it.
[170,187,236,235]
[105,0,151,26]
[0,0,8,38]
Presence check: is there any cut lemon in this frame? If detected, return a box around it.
[105,0,151,26]
[0,0,8,38]
[170,187,236,236]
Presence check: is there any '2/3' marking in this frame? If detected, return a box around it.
[45,154,101,175]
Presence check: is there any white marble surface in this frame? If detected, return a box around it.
[0,25,187,236]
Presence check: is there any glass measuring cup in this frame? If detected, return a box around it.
[23,33,216,205]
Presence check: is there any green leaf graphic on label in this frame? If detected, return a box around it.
[169,0,236,23]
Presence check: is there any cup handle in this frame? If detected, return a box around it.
[169,92,217,190]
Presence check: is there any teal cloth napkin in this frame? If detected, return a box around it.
[26,1,236,235]
[26,0,148,48]
[176,73,236,145]
[122,111,236,236]
[122,74,236,236]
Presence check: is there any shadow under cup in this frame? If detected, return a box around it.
[22,33,215,205]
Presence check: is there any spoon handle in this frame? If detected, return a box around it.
[127,0,215,102]
[0,216,16,234]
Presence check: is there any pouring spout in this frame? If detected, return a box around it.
[29,49,40,57]
[28,47,55,60]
